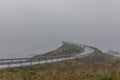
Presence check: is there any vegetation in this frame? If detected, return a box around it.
[33,41,83,57]
[0,42,118,80]
[41,47,82,56]
[0,58,120,80]
[78,47,113,63]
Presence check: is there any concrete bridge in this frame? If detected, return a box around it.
[0,45,95,69]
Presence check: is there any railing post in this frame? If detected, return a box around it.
[39,58,40,64]
[46,58,47,63]
[8,62,10,68]
[62,57,64,61]
[20,59,22,67]
[52,57,53,62]
[11,59,13,63]
[57,57,58,62]
[30,59,32,65]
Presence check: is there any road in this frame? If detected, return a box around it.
[0,45,95,69]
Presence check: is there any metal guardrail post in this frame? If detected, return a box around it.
[39,58,40,64]
[8,62,10,68]
[20,59,23,67]
[57,57,59,62]
[30,59,32,65]
[45,58,47,63]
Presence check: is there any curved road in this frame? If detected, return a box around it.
[0,45,95,69]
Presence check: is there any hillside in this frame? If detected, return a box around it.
[0,41,118,80]
[106,50,120,57]
[33,41,84,57]
[33,41,114,63]
[78,47,113,63]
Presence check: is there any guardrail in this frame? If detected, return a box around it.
[0,51,84,68]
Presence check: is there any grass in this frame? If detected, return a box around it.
[34,47,83,57]
[0,58,120,80]
[33,42,83,57]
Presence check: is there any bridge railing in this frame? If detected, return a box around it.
[0,51,84,68]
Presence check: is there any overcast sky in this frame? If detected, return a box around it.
[0,0,120,58]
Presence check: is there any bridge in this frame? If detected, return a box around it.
[0,46,95,69]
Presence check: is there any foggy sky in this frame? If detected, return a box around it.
[0,0,120,58]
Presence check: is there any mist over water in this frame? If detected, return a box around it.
[0,0,120,58]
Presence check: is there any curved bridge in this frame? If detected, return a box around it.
[0,46,95,69]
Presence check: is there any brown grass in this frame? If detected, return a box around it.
[0,59,120,80]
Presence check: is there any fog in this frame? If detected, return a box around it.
[0,0,120,58]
